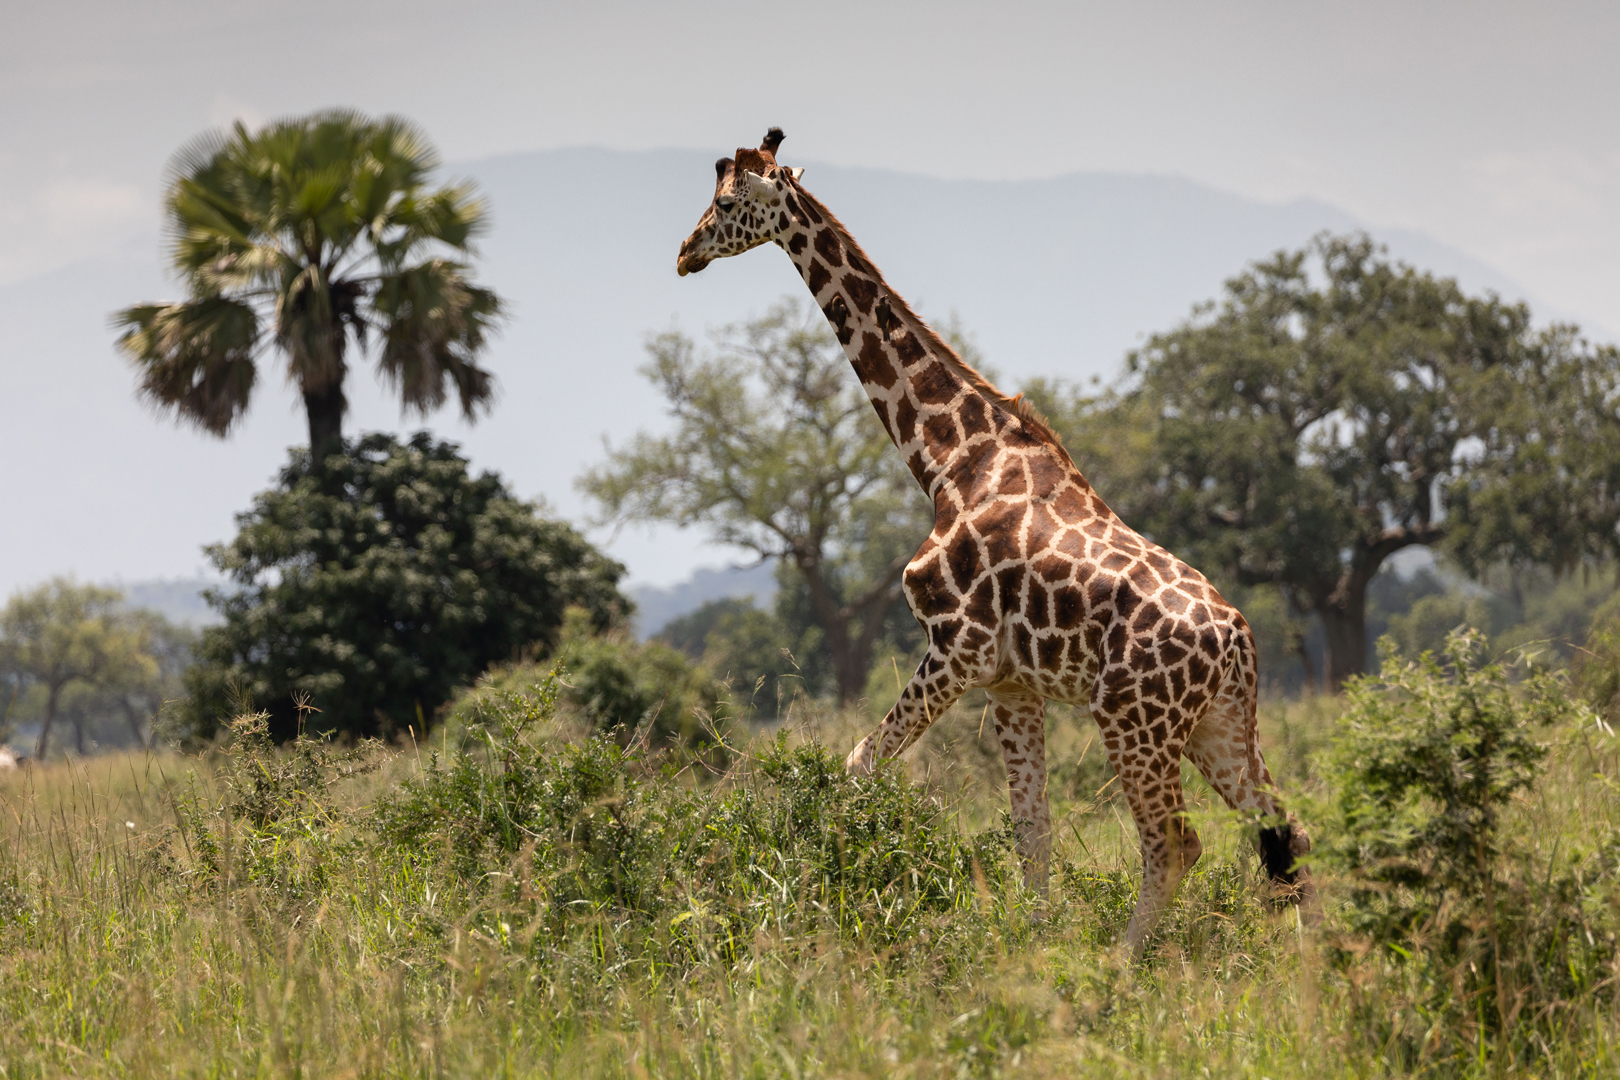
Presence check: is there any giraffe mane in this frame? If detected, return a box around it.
[783,176,1076,467]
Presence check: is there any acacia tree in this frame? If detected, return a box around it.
[0,581,154,759]
[114,110,504,468]
[581,302,932,703]
[1036,234,1620,688]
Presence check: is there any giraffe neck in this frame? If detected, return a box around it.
[774,184,1048,498]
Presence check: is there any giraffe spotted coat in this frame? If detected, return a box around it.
[678,129,1312,952]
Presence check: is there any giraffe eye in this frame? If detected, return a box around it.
[716,196,735,212]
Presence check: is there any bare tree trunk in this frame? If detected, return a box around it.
[794,554,908,705]
[34,683,60,760]
[73,714,87,756]
[123,700,150,750]
[1318,579,1370,691]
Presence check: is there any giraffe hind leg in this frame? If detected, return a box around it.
[1092,694,1203,955]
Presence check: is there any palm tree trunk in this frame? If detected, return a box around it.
[304,380,347,470]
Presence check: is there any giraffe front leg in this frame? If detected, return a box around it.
[846,652,966,774]
[986,688,1052,900]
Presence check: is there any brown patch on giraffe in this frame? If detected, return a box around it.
[1024,504,1060,557]
[930,617,964,651]
[787,232,808,255]
[1037,633,1065,670]
[894,396,918,443]
[1026,582,1051,628]
[1027,453,1067,496]
[1052,586,1084,630]
[924,413,961,454]
[964,577,997,626]
[978,502,1027,566]
[912,361,958,406]
[1128,562,1159,594]
[795,193,823,224]
[1049,488,1088,524]
[844,274,878,314]
[894,329,925,366]
[999,459,1028,497]
[945,528,982,593]
[959,395,990,438]
[996,565,1024,612]
[806,260,831,296]
[854,332,898,388]
[814,228,844,267]
[904,556,952,616]
[1033,554,1071,583]
[1131,599,1163,635]
[905,450,929,487]
[1113,578,1142,621]
[1100,551,1131,573]
[869,400,898,440]
[1012,624,1034,667]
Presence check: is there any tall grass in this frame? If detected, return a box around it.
[2,660,1618,1078]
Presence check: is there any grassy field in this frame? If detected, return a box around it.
[2,659,1618,1078]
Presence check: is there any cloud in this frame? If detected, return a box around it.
[38,179,145,236]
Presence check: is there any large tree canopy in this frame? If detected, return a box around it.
[581,302,932,703]
[1034,234,1620,687]
[114,110,505,467]
[186,433,629,742]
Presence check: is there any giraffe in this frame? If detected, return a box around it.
[677,128,1313,952]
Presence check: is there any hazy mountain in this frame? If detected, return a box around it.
[0,147,1583,600]
[116,577,222,626]
[628,563,777,639]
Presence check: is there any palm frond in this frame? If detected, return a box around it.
[112,298,261,436]
[371,260,502,419]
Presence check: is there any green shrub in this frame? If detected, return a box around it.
[1318,630,1618,1059]
[375,667,1015,978]
[445,608,732,757]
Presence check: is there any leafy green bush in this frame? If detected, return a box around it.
[1318,630,1619,1057]
[376,667,1014,974]
[445,608,731,755]
[184,433,629,742]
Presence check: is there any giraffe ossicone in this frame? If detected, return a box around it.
[678,127,1314,954]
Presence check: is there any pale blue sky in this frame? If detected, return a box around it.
[3,0,1618,596]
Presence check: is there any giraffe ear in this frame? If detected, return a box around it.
[743,170,779,201]
[787,167,805,182]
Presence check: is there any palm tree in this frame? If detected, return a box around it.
[115,110,504,467]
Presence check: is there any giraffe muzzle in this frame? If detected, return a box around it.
[677,231,714,276]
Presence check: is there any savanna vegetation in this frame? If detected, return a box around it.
[4,636,1620,1077]
[6,124,1620,1077]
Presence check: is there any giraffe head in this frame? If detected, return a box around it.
[677,127,805,276]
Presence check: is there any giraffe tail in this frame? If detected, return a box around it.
[1222,620,1301,888]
